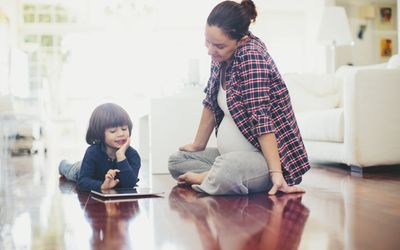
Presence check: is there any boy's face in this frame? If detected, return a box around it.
[104,125,130,150]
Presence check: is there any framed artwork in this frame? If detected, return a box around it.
[380,38,393,57]
[375,35,398,62]
[375,5,397,30]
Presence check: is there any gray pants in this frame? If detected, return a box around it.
[59,160,82,182]
[168,148,273,195]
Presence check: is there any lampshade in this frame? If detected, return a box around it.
[359,4,375,19]
[318,6,353,46]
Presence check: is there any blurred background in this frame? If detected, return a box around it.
[0,0,398,161]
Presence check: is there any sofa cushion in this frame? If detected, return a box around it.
[296,108,344,143]
[387,54,400,69]
[283,74,341,113]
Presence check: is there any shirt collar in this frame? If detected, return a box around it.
[100,143,116,162]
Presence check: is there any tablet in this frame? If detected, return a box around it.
[91,196,143,203]
[91,188,164,198]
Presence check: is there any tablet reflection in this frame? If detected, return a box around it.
[78,192,140,250]
[168,186,309,250]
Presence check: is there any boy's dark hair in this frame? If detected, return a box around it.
[207,0,257,40]
[85,103,132,145]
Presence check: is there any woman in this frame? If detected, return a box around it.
[169,0,310,195]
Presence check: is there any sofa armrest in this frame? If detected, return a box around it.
[343,68,400,166]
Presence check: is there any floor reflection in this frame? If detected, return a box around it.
[168,186,309,250]
[2,147,400,250]
[81,192,140,250]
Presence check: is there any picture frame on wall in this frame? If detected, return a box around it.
[375,5,397,30]
[380,38,393,57]
[375,34,398,62]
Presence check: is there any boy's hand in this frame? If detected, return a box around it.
[116,137,131,161]
[101,169,120,190]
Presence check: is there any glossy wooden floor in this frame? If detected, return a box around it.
[1,151,400,250]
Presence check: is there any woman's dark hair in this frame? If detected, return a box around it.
[85,103,133,145]
[207,0,257,40]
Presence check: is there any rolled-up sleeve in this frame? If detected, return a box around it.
[250,107,275,136]
[237,50,275,137]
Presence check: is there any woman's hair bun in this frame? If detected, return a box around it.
[241,0,257,22]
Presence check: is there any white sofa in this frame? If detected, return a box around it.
[139,86,217,174]
[284,59,400,171]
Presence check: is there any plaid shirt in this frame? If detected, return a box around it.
[203,33,310,185]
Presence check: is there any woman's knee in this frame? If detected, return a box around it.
[168,151,186,179]
[168,151,184,165]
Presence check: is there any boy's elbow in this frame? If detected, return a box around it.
[77,178,92,192]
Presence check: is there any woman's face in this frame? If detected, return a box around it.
[205,25,239,63]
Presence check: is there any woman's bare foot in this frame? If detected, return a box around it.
[178,172,208,185]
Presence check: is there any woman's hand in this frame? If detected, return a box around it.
[101,169,120,190]
[116,137,130,161]
[268,172,305,195]
[179,143,205,152]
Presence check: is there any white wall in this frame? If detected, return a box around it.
[336,0,398,66]
[0,0,18,95]
[253,0,329,73]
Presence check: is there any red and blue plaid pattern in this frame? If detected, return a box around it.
[203,33,310,185]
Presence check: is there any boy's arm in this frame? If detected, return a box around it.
[115,147,141,188]
[77,149,103,192]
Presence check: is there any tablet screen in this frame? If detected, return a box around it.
[91,188,164,198]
